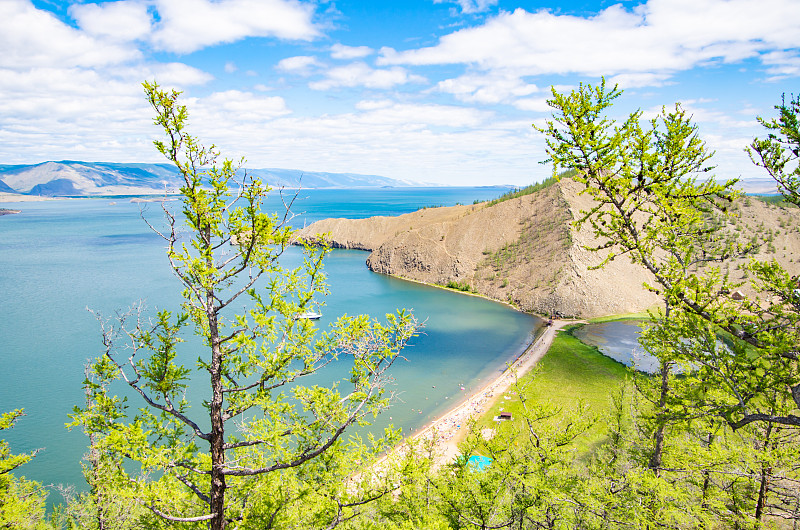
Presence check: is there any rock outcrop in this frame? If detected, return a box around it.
[295,179,800,318]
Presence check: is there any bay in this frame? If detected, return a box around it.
[0,187,540,497]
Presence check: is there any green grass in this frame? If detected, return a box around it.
[476,324,631,446]
[587,311,650,323]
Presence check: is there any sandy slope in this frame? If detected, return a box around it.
[296,178,800,319]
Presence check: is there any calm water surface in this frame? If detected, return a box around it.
[0,188,540,494]
[573,320,657,373]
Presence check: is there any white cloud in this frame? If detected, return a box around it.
[608,72,672,89]
[380,0,800,86]
[0,0,141,68]
[433,0,498,15]
[330,43,373,60]
[356,102,490,128]
[355,99,394,111]
[136,62,214,86]
[761,51,800,80]
[512,97,550,113]
[276,55,324,75]
[0,66,155,163]
[224,62,238,73]
[437,72,538,104]
[149,0,320,54]
[653,100,758,130]
[309,62,426,90]
[178,104,532,185]
[191,91,291,123]
[70,1,153,42]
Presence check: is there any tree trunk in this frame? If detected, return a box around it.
[209,304,226,530]
[648,302,672,475]
[755,423,774,522]
[206,223,227,530]
[648,360,670,475]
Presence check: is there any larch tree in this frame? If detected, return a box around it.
[0,409,49,529]
[538,80,800,434]
[538,81,800,524]
[535,79,742,470]
[71,82,417,530]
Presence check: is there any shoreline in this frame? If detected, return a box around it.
[377,318,576,468]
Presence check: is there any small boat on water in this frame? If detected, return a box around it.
[295,310,322,320]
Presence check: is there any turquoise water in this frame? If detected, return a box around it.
[0,188,540,495]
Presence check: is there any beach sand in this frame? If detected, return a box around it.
[376,318,573,469]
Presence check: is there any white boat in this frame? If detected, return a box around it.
[295,310,322,320]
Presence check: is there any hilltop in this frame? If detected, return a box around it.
[0,161,423,197]
[296,178,800,318]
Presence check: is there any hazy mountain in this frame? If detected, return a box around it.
[737,177,781,195]
[0,161,424,196]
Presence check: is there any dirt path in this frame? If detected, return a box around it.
[375,319,575,469]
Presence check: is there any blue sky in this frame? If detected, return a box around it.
[2,0,799,186]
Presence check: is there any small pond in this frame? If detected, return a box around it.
[572,320,660,374]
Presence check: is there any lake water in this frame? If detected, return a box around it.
[0,187,541,495]
[572,320,657,373]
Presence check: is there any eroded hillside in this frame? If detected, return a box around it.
[295,178,800,318]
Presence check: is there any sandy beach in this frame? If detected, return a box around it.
[377,318,573,468]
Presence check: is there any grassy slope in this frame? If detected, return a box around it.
[476,323,631,445]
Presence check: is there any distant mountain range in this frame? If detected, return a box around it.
[0,160,780,197]
[0,161,426,196]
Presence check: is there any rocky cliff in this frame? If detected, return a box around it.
[296,179,800,318]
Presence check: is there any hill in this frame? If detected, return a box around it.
[295,178,800,318]
[0,161,421,196]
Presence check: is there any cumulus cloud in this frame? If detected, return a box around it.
[70,1,153,42]
[149,0,320,53]
[276,55,324,75]
[309,62,426,90]
[330,43,373,59]
[135,62,214,86]
[355,99,394,111]
[183,103,527,185]
[356,101,491,128]
[381,0,800,84]
[191,91,291,123]
[0,0,141,68]
[437,72,538,104]
[0,65,155,163]
[512,97,550,113]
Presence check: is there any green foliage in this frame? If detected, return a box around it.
[749,92,800,205]
[69,82,418,529]
[0,410,50,529]
[534,80,800,525]
[445,280,475,293]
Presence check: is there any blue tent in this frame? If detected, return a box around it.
[467,455,493,471]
